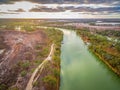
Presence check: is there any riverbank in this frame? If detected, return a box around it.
[25,44,55,90]
[42,28,63,90]
[76,28,120,77]
[90,49,120,76]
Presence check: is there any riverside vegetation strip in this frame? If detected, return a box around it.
[25,44,55,90]
[0,20,63,90]
[33,28,63,90]
[76,28,120,76]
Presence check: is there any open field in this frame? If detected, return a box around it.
[0,19,63,90]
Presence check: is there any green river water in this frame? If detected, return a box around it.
[60,29,120,90]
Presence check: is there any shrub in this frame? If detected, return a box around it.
[42,75,57,86]
[21,70,27,77]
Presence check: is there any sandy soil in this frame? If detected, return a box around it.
[0,30,47,89]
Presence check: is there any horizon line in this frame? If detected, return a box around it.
[0,18,120,20]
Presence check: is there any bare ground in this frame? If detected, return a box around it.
[0,30,47,90]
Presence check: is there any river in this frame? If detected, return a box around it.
[60,29,120,90]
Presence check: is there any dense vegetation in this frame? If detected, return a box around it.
[76,28,120,76]
[96,30,120,38]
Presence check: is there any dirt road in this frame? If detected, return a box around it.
[25,44,55,90]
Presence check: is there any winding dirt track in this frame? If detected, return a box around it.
[25,44,55,90]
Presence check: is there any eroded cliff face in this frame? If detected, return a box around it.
[0,30,47,90]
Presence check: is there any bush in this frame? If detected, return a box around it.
[33,81,39,87]
[42,75,57,86]
[21,70,27,77]
[0,84,7,90]
[8,87,19,90]
[18,61,30,69]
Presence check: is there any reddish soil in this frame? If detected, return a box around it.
[0,30,47,89]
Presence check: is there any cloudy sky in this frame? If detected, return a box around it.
[0,0,120,18]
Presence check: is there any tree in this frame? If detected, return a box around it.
[42,75,57,90]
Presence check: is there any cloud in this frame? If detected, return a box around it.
[8,8,26,12]
[71,6,120,12]
[28,4,120,15]
[0,0,120,5]
[0,11,19,14]
[0,0,119,18]
[29,6,65,12]
[0,0,20,4]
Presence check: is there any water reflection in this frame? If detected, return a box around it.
[60,28,120,90]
